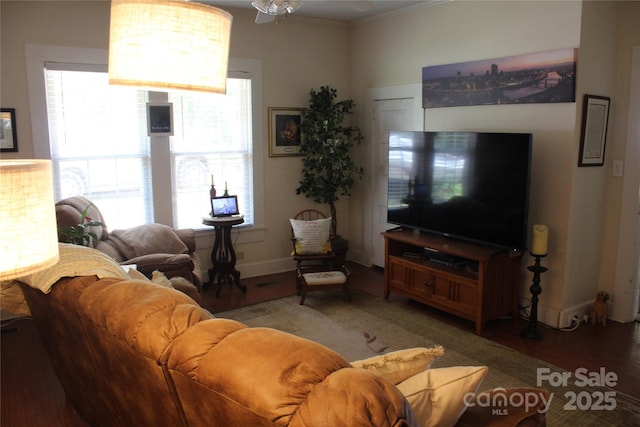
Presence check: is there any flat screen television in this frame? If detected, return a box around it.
[387,131,532,252]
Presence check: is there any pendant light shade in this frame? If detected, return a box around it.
[0,160,59,281]
[109,0,233,94]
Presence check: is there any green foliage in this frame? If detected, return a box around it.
[57,205,105,248]
[296,86,364,235]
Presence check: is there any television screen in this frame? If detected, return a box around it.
[387,131,532,251]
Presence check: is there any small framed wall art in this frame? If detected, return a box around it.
[578,94,610,167]
[147,103,174,136]
[1,108,18,152]
[268,107,304,157]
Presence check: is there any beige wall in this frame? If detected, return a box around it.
[349,0,586,326]
[565,0,617,314]
[0,1,352,276]
[2,1,638,325]
[348,1,638,326]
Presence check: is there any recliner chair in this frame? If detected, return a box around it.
[55,196,203,289]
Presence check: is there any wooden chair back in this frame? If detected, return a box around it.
[293,209,327,222]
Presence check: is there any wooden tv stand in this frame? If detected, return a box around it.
[382,229,522,335]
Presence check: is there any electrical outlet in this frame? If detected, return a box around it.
[565,311,581,327]
[613,160,624,177]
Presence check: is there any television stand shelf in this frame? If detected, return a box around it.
[382,229,522,335]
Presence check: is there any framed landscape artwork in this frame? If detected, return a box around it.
[422,48,577,108]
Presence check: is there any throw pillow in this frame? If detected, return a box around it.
[290,217,332,255]
[351,346,445,385]
[396,365,488,427]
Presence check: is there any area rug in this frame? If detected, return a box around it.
[218,290,640,427]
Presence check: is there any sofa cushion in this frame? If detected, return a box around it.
[162,323,419,426]
[396,366,488,427]
[351,346,445,385]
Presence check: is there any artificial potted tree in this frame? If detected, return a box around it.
[296,86,364,267]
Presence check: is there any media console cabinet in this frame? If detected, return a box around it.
[382,229,522,335]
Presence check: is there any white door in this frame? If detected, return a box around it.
[613,45,640,322]
[370,96,422,267]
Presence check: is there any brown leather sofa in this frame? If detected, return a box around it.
[55,196,202,287]
[20,275,417,427]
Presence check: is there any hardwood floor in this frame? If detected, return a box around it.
[2,263,639,426]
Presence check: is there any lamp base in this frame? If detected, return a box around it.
[520,324,543,341]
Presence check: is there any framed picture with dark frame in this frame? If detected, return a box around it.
[578,94,611,167]
[268,107,304,157]
[147,103,174,136]
[1,108,18,152]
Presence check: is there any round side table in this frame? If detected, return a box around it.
[202,216,247,297]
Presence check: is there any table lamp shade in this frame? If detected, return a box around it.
[0,160,59,280]
[108,0,233,94]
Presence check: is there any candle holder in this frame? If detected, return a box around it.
[209,185,217,216]
[521,253,548,340]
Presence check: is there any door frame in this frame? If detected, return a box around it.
[612,45,640,322]
[363,84,423,266]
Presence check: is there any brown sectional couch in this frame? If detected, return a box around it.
[20,275,417,427]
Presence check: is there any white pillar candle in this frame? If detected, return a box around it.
[531,224,548,256]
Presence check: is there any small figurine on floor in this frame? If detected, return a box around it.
[590,291,609,326]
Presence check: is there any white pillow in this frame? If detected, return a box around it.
[351,346,444,385]
[290,217,332,254]
[396,366,488,427]
[20,243,129,293]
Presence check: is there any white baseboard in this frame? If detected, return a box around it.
[203,251,366,282]
[533,303,561,329]
[235,257,294,279]
[523,301,593,330]
[556,301,594,328]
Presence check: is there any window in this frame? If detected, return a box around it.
[169,78,254,228]
[28,46,263,232]
[45,67,153,227]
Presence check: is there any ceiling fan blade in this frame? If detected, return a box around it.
[255,11,276,24]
